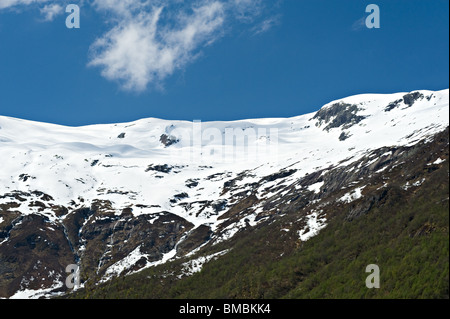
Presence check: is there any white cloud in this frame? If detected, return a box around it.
[1,0,279,92]
[0,0,50,10]
[39,3,63,21]
[92,0,150,18]
[351,16,366,31]
[251,14,280,35]
[89,1,226,92]
[0,0,66,22]
[230,0,263,21]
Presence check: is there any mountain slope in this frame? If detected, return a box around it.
[0,89,448,298]
[70,127,449,299]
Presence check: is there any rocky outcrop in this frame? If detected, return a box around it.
[313,102,367,131]
[160,134,179,147]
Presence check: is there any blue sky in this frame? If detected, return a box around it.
[0,0,448,126]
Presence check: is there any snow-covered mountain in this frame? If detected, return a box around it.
[0,89,448,298]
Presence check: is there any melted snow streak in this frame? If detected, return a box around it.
[0,89,448,296]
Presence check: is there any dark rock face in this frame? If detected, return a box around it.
[211,199,227,213]
[0,200,195,297]
[262,170,297,183]
[339,131,351,141]
[0,214,75,297]
[76,212,194,279]
[176,225,213,256]
[170,193,189,203]
[346,188,389,221]
[18,174,35,182]
[145,164,185,174]
[403,92,424,107]
[160,134,179,147]
[185,179,199,188]
[0,123,448,298]
[384,92,424,112]
[385,99,403,112]
[145,164,173,173]
[313,103,367,131]
[91,160,99,167]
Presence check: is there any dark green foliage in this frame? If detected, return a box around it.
[68,130,449,300]
[70,161,449,299]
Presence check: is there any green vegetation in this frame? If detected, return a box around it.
[71,159,449,299]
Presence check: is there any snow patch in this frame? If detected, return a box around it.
[0,88,448,296]
[180,250,229,277]
[338,186,366,203]
[307,181,324,194]
[403,178,426,190]
[101,245,145,282]
[428,157,446,165]
[298,212,327,242]
[9,280,64,299]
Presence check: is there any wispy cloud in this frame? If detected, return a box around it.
[88,2,226,92]
[89,0,272,92]
[39,3,63,21]
[351,16,366,31]
[230,0,263,21]
[251,14,281,35]
[1,0,281,92]
[0,0,50,10]
[92,0,151,18]
[1,0,67,21]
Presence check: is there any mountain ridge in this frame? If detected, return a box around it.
[0,88,448,298]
